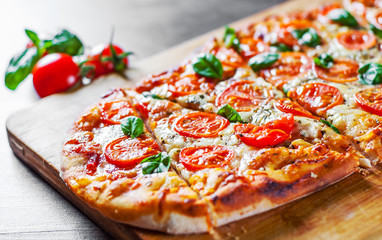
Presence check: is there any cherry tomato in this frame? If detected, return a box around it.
[32,53,80,98]
[100,100,135,125]
[216,80,273,111]
[274,98,319,119]
[314,58,359,83]
[354,88,382,116]
[336,30,376,50]
[289,83,343,117]
[174,112,229,138]
[168,74,215,97]
[179,145,235,171]
[260,52,313,88]
[105,135,160,168]
[278,19,313,46]
[239,37,269,60]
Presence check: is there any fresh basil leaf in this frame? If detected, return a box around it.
[358,63,382,85]
[5,47,41,90]
[370,24,382,39]
[292,28,321,47]
[320,119,341,134]
[193,53,223,79]
[328,9,358,28]
[142,91,161,99]
[141,152,171,175]
[43,29,84,56]
[25,29,41,48]
[223,25,241,53]
[121,116,144,139]
[270,42,292,52]
[217,104,244,123]
[248,52,279,72]
[314,53,334,69]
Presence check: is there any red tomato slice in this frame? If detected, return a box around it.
[288,83,344,117]
[216,80,273,111]
[315,58,359,83]
[212,46,244,68]
[105,136,160,168]
[168,74,215,97]
[179,145,235,171]
[274,98,319,120]
[336,30,376,50]
[260,52,313,88]
[174,112,229,138]
[239,37,269,60]
[264,114,295,135]
[355,88,382,116]
[100,100,135,125]
[373,11,382,29]
[234,124,291,148]
[278,19,313,46]
[135,66,184,93]
[317,3,341,23]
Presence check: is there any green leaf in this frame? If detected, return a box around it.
[121,116,144,139]
[217,104,244,123]
[43,29,84,56]
[25,29,41,48]
[270,42,292,52]
[292,28,321,47]
[314,53,334,69]
[5,47,41,90]
[320,119,341,134]
[328,9,358,28]
[141,152,171,175]
[370,24,382,39]
[223,25,241,53]
[248,52,279,72]
[142,92,162,100]
[358,63,382,85]
[193,53,223,79]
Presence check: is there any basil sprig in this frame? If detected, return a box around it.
[5,29,84,90]
[270,42,292,52]
[358,63,382,85]
[121,116,144,139]
[142,91,162,100]
[141,152,171,175]
[370,24,382,39]
[314,53,334,69]
[327,9,358,28]
[248,52,279,72]
[292,28,321,47]
[217,104,245,123]
[193,53,223,79]
[320,119,341,134]
[223,25,241,53]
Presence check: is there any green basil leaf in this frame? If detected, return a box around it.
[5,47,41,90]
[43,29,84,56]
[314,53,334,69]
[223,25,241,53]
[358,63,382,85]
[121,116,144,139]
[25,29,41,48]
[270,42,292,52]
[141,152,171,175]
[217,104,244,123]
[320,119,341,134]
[193,53,223,79]
[248,52,279,72]
[328,9,358,28]
[142,91,162,100]
[370,24,382,39]
[292,28,321,47]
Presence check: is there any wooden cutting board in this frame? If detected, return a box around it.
[7,0,382,239]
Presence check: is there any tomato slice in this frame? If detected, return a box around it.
[264,114,295,135]
[168,74,215,97]
[239,37,269,60]
[212,46,244,68]
[373,11,382,29]
[216,80,273,111]
[289,83,344,117]
[315,58,359,83]
[234,124,291,148]
[179,145,235,171]
[278,19,313,46]
[355,88,382,116]
[317,3,341,23]
[336,30,376,50]
[274,98,319,120]
[105,136,161,168]
[135,66,184,93]
[260,52,313,88]
[100,100,135,125]
[174,112,229,138]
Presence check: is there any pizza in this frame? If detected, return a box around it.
[61,0,382,235]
